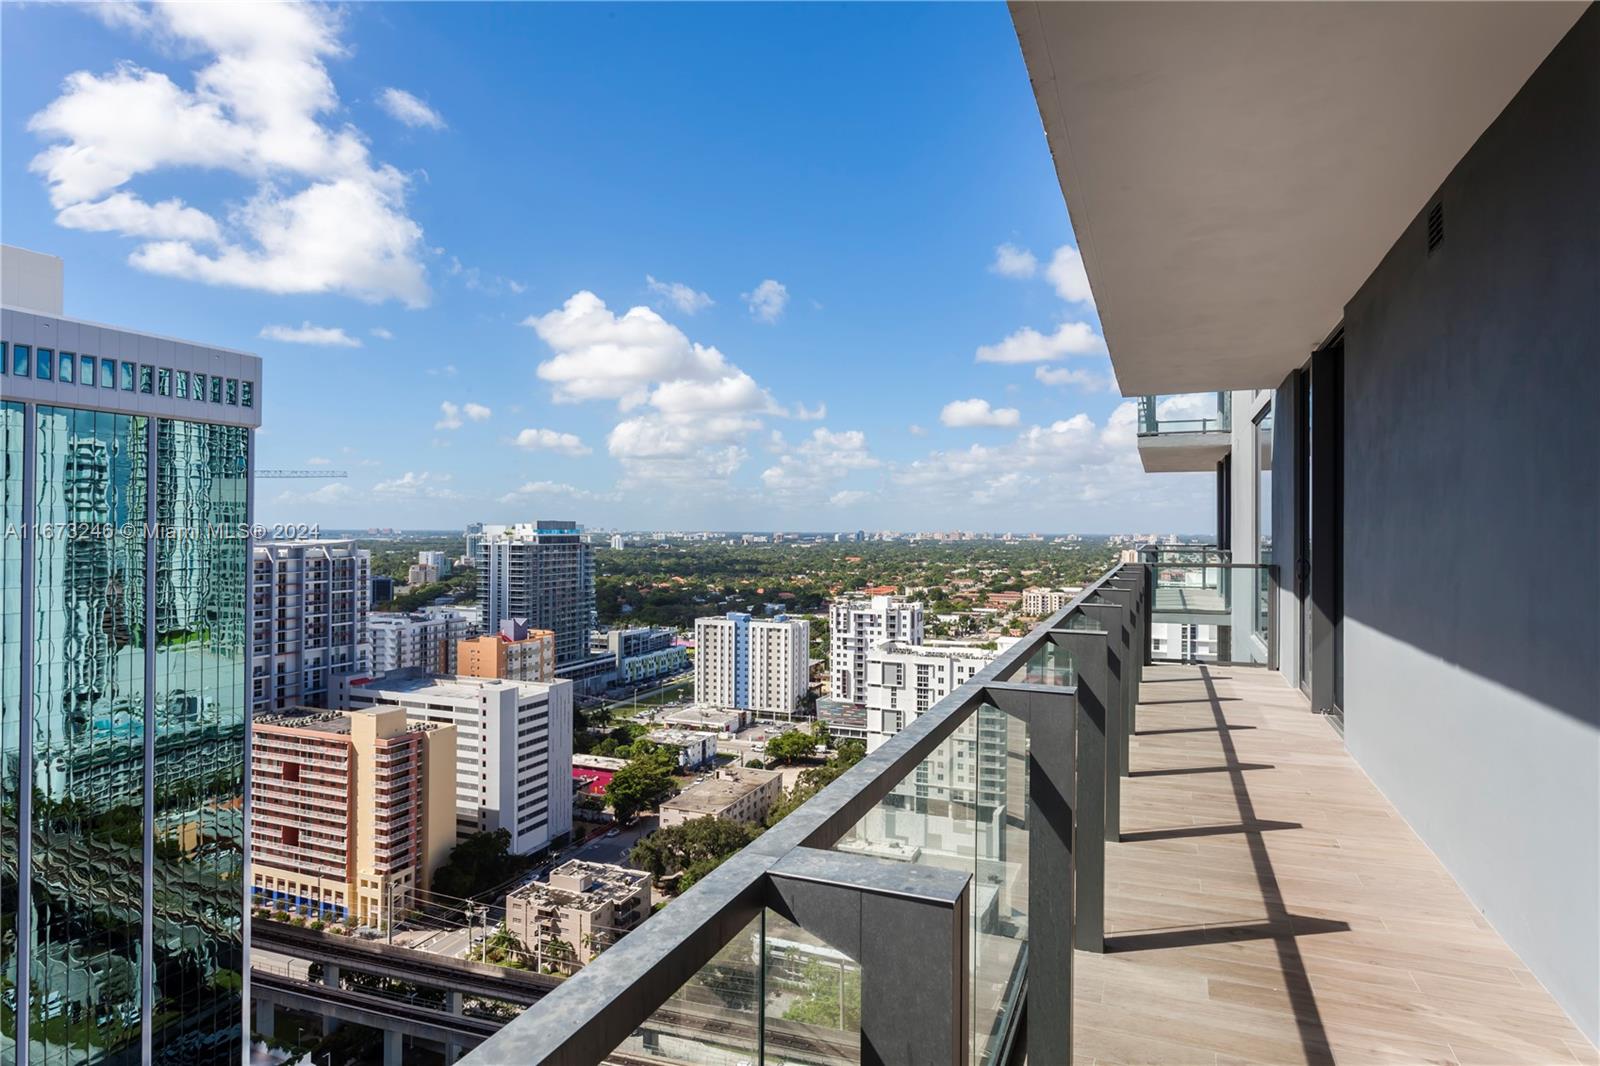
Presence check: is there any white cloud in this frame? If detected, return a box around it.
[28,3,430,306]
[975,321,1105,363]
[1046,244,1095,306]
[448,255,524,296]
[648,372,776,417]
[791,402,827,421]
[370,327,394,340]
[940,398,1021,428]
[761,427,879,498]
[1035,365,1112,391]
[378,87,445,130]
[305,456,331,466]
[990,243,1038,279]
[275,481,350,506]
[908,423,928,437]
[427,363,459,378]
[608,413,757,485]
[260,321,361,347]
[526,291,733,408]
[513,428,591,456]
[435,401,491,430]
[498,480,619,504]
[742,279,789,323]
[372,470,459,499]
[645,275,713,315]
[829,490,868,508]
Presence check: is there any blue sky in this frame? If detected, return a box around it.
[1,1,1210,532]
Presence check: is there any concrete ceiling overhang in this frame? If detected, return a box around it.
[1010,2,1586,395]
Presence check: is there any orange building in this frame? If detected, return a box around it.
[457,618,556,682]
[250,705,456,929]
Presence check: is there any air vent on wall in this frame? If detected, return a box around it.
[1426,201,1444,255]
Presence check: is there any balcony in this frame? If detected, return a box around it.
[465,560,1594,1064]
[1136,392,1232,473]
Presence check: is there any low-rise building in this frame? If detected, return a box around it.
[658,766,782,829]
[335,671,574,855]
[505,860,652,964]
[645,729,717,770]
[250,706,456,929]
[457,618,556,681]
[659,705,749,734]
[407,562,441,587]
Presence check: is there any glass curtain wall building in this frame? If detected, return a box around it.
[1,252,260,1066]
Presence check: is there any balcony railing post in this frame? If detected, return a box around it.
[1055,630,1111,953]
[767,848,972,1066]
[1093,582,1138,775]
[1073,602,1127,843]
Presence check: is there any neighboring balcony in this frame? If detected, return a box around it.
[1137,391,1233,472]
[452,561,1594,1066]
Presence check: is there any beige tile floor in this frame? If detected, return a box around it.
[1072,664,1597,1065]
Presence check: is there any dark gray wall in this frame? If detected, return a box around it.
[1339,7,1599,1041]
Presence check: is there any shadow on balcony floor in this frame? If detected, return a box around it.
[1072,663,1598,1065]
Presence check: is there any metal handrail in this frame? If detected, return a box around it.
[459,563,1142,1066]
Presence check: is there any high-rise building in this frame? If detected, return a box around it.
[829,594,924,703]
[250,539,372,715]
[476,521,595,665]
[417,549,450,576]
[863,640,996,749]
[2,245,257,1063]
[249,706,456,930]
[694,613,810,719]
[457,619,556,682]
[368,605,476,676]
[608,534,625,550]
[335,672,574,855]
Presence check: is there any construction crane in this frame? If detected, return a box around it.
[255,469,349,479]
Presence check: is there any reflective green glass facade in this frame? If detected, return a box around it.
[1,403,248,1066]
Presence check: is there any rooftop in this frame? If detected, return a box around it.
[348,670,560,701]
[510,860,650,913]
[660,767,781,816]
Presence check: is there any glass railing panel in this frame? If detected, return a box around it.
[830,702,1029,1066]
[1147,563,1273,667]
[762,909,861,1065]
[603,912,762,1064]
[1136,391,1232,435]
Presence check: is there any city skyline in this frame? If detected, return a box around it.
[0,2,1214,531]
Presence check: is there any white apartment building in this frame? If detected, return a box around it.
[476,520,596,665]
[418,549,450,574]
[829,594,924,703]
[407,562,440,587]
[1150,623,1220,663]
[694,612,810,720]
[335,671,574,855]
[608,534,625,550]
[250,540,372,715]
[864,640,997,751]
[369,605,477,676]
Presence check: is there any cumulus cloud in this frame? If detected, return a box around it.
[498,480,619,504]
[275,481,350,506]
[260,322,361,347]
[1035,365,1113,392]
[27,3,430,305]
[990,243,1038,278]
[1046,244,1095,306]
[645,275,713,314]
[829,490,868,508]
[378,87,445,130]
[435,401,490,430]
[761,427,879,499]
[743,279,789,323]
[976,321,1105,363]
[370,327,394,340]
[940,398,1021,428]
[372,470,460,499]
[513,428,591,456]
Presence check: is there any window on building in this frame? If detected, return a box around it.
[120,361,135,391]
[0,341,6,375]
[226,378,238,405]
[139,365,153,394]
[193,372,207,401]
[36,348,52,380]
[58,351,74,384]
[210,375,223,403]
[101,358,115,388]
[241,380,254,408]
[11,345,28,377]
[80,354,95,385]
[158,368,171,396]
[175,370,189,399]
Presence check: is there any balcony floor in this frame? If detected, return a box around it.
[1074,663,1596,1065]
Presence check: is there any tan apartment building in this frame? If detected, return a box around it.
[658,766,782,829]
[457,618,556,682]
[505,860,652,965]
[250,705,456,929]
